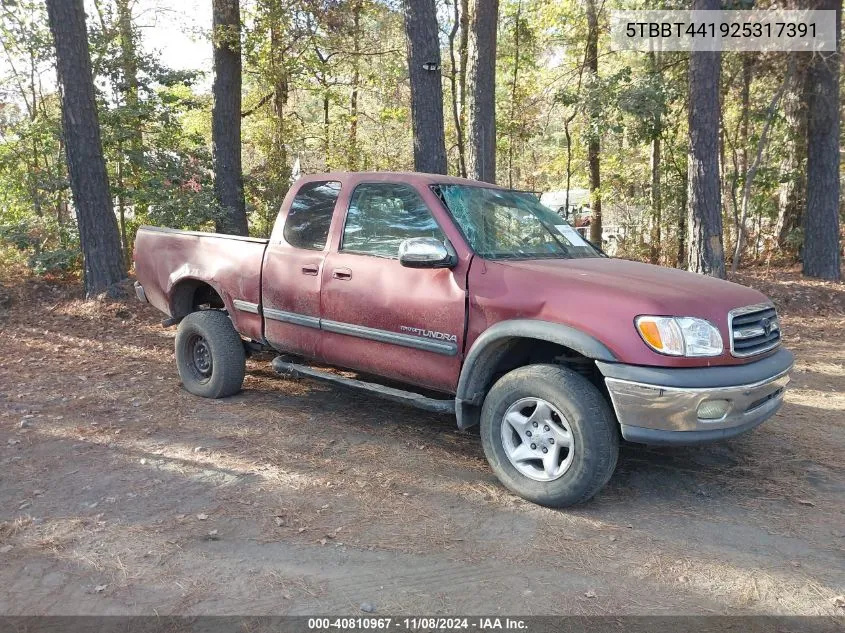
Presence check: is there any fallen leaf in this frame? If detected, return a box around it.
[196,513,208,521]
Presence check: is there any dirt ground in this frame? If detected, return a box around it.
[0,266,843,616]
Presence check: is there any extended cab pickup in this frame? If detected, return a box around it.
[134,171,793,507]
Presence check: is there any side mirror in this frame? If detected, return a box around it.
[398,237,456,269]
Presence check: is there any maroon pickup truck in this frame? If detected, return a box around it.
[134,171,793,507]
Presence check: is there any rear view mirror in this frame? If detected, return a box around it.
[398,237,456,269]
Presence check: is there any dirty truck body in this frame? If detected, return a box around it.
[134,171,793,507]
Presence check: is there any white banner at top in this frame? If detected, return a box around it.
[610,10,837,52]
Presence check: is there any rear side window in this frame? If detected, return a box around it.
[283,181,341,250]
[341,183,445,258]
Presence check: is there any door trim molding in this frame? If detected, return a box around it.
[322,319,458,356]
[232,299,259,314]
[244,302,458,356]
[264,307,321,329]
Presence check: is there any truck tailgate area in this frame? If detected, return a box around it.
[134,226,268,341]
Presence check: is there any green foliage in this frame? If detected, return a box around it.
[29,248,81,275]
[89,1,221,240]
[0,215,80,275]
[0,0,811,277]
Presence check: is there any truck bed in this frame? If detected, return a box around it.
[134,226,268,342]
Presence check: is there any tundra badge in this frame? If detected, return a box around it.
[400,326,458,343]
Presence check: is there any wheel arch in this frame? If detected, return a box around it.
[168,277,227,318]
[455,320,617,430]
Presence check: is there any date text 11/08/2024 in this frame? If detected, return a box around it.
[307,617,528,631]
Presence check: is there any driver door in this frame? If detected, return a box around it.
[319,182,466,393]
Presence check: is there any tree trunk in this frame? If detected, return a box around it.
[46,0,126,297]
[729,57,752,270]
[732,66,791,273]
[458,0,469,176]
[212,0,248,236]
[115,0,144,217]
[650,135,661,264]
[775,56,809,251]
[448,0,466,176]
[585,0,602,245]
[117,145,128,264]
[466,0,498,183]
[403,0,447,174]
[269,14,290,236]
[323,85,331,169]
[804,0,842,280]
[686,0,725,278]
[348,0,361,171]
[506,0,522,189]
[563,115,575,219]
[649,51,662,265]
[459,0,469,112]
[677,167,688,268]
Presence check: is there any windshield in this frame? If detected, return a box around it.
[434,185,601,260]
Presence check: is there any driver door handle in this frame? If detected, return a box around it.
[332,267,352,280]
[302,265,319,276]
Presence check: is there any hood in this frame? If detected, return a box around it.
[478,257,774,366]
[496,257,769,316]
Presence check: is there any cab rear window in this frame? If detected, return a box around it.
[283,181,341,250]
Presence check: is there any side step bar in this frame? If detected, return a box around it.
[271,357,455,414]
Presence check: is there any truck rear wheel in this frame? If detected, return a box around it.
[480,364,618,507]
[175,310,246,399]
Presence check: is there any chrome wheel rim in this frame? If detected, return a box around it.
[501,397,575,482]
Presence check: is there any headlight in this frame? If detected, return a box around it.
[635,316,723,357]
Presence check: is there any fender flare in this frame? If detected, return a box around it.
[455,319,617,429]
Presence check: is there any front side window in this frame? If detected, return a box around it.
[434,184,601,260]
[283,181,341,250]
[341,183,446,258]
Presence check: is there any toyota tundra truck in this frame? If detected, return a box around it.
[133,171,793,507]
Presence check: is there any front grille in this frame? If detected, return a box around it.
[729,304,781,357]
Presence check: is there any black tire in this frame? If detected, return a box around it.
[480,364,619,507]
[174,310,246,398]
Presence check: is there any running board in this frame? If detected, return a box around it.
[271,357,456,414]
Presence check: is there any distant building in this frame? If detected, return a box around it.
[539,188,590,222]
[540,188,646,256]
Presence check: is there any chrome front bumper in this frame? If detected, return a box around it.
[599,350,793,445]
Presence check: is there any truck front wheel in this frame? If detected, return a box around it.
[480,364,619,507]
[175,310,246,399]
